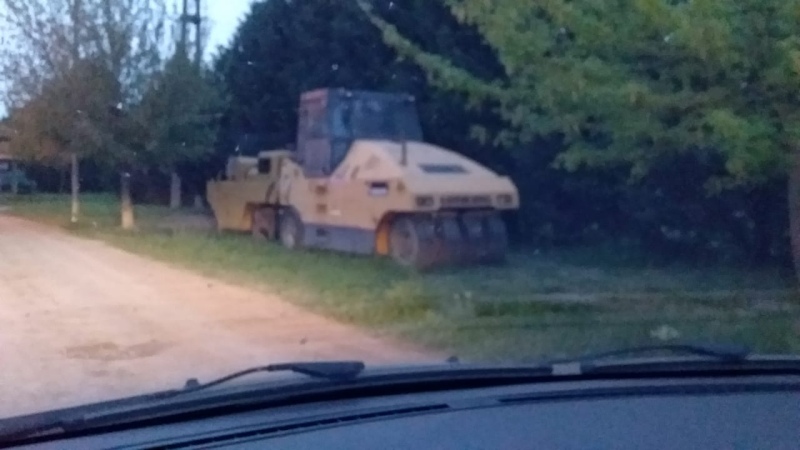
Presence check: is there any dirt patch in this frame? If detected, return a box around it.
[64,340,172,361]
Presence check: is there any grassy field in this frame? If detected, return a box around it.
[3,193,800,362]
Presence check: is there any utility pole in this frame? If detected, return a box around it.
[179,0,188,52]
[194,0,203,66]
[180,0,203,65]
[70,0,82,223]
[173,0,203,209]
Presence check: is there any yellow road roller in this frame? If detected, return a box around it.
[207,88,519,269]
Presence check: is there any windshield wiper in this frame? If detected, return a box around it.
[547,342,751,365]
[543,342,754,376]
[172,361,365,398]
[0,361,365,445]
[0,346,777,446]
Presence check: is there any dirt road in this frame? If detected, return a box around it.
[0,214,436,419]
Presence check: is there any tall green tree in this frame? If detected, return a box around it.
[364,0,800,274]
[213,0,500,157]
[1,0,166,227]
[137,49,223,209]
[214,0,413,152]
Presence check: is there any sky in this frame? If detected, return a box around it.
[0,0,254,117]
[204,0,254,57]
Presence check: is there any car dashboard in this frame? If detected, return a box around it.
[9,373,799,450]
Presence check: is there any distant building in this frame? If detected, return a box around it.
[0,125,36,193]
[0,124,17,179]
[0,124,11,161]
[0,123,15,161]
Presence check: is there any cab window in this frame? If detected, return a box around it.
[258,158,272,174]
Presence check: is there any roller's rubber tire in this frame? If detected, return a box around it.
[479,214,509,265]
[389,216,421,267]
[251,208,270,240]
[279,209,304,250]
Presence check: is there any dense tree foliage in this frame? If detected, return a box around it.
[137,48,223,207]
[361,0,795,265]
[0,0,168,224]
[211,0,790,266]
[1,0,222,219]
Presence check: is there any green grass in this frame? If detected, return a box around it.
[3,193,800,362]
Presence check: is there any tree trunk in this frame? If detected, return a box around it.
[59,167,67,193]
[169,170,181,209]
[120,172,135,230]
[10,162,18,195]
[70,153,80,223]
[789,150,800,283]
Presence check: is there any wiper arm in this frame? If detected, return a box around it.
[173,361,365,398]
[547,342,751,366]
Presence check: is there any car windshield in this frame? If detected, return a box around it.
[0,0,798,429]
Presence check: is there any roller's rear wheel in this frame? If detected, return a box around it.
[279,209,304,250]
[478,213,508,265]
[389,216,420,267]
[389,216,438,270]
[251,207,271,240]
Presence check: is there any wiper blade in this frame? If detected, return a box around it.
[543,342,754,376]
[0,361,365,444]
[172,360,365,398]
[547,342,751,366]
